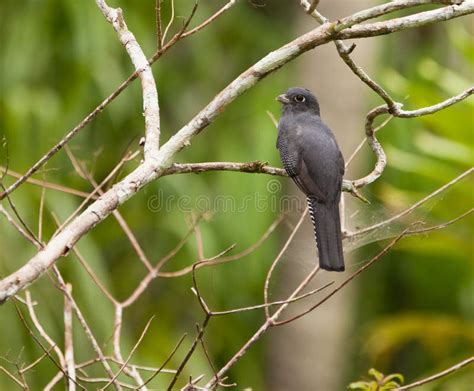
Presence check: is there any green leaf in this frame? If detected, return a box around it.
[381,381,403,390]
[368,368,385,382]
[384,373,404,385]
[348,381,372,390]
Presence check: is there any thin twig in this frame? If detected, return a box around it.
[264,207,308,319]
[396,356,474,390]
[0,366,25,388]
[112,306,146,389]
[138,333,187,388]
[156,0,163,51]
[14,297,84,390]
[273,226,412,326]
[0,185,43,248]
[51,267,121,390]
[0,206,41,249]
[102,316,155,389]
[349,168,473,238]
[182,1,235,38]
[0,166,94,198]
[167,316,211,391]
[161,0,176,46]
[24,291,66,368]
[407,208,473,235]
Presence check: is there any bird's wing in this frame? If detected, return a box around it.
[298,121,344,204]
[297,159,328,202]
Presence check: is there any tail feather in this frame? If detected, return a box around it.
[307,197,345,272]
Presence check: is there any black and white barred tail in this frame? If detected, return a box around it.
[307,197,345,272]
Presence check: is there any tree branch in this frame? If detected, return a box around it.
[95,0,160,160]
[396,356,474,390]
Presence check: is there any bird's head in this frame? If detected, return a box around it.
[276,87,320,115]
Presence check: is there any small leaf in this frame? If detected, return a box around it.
[368,368,384,382]
[384,373,404,385]
[348,381,372,390]
[381,381,402,390]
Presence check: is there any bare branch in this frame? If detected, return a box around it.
[138,334,187,388]
[51,267,121,390]
[204,227,411,388]
[167,315,211,391]
[24,291,66,368]
[408,208,473,235]
[163,161,286,177]
[104,316,154,389]
[44,372,64,391]
[95,0,160,160]
[273,226,412,326]
[54,150,139,236]
[112,307,146,389]
[0,205,41,250]
[0,166,95,198]
[396,356,474,390]
[352,88,473,189]
[161,0,176,46]
[0,366,25,389]
[264,207,308,319]
[337,1,474,39]
[182,0,236,38]
[350,168,473,238]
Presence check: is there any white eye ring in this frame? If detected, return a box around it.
[294,95,305,103]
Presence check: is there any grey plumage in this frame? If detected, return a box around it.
[276,87,345,272]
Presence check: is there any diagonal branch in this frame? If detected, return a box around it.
[395,356,474,390]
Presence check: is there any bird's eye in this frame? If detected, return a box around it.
[294,95,305,103]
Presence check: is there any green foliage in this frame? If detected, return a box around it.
[348,368,404,391]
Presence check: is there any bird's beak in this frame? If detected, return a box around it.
[276,94,290,104]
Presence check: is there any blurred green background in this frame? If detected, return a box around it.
[0,1,472,390]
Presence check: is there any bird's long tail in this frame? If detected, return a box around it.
[307,197,345,272]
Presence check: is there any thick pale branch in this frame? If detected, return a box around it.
[95,0,160,159]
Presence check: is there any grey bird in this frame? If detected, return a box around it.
[276,87,345,272]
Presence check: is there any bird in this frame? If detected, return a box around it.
[276,87,345,272]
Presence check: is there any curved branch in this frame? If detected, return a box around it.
[352,88,473,188]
